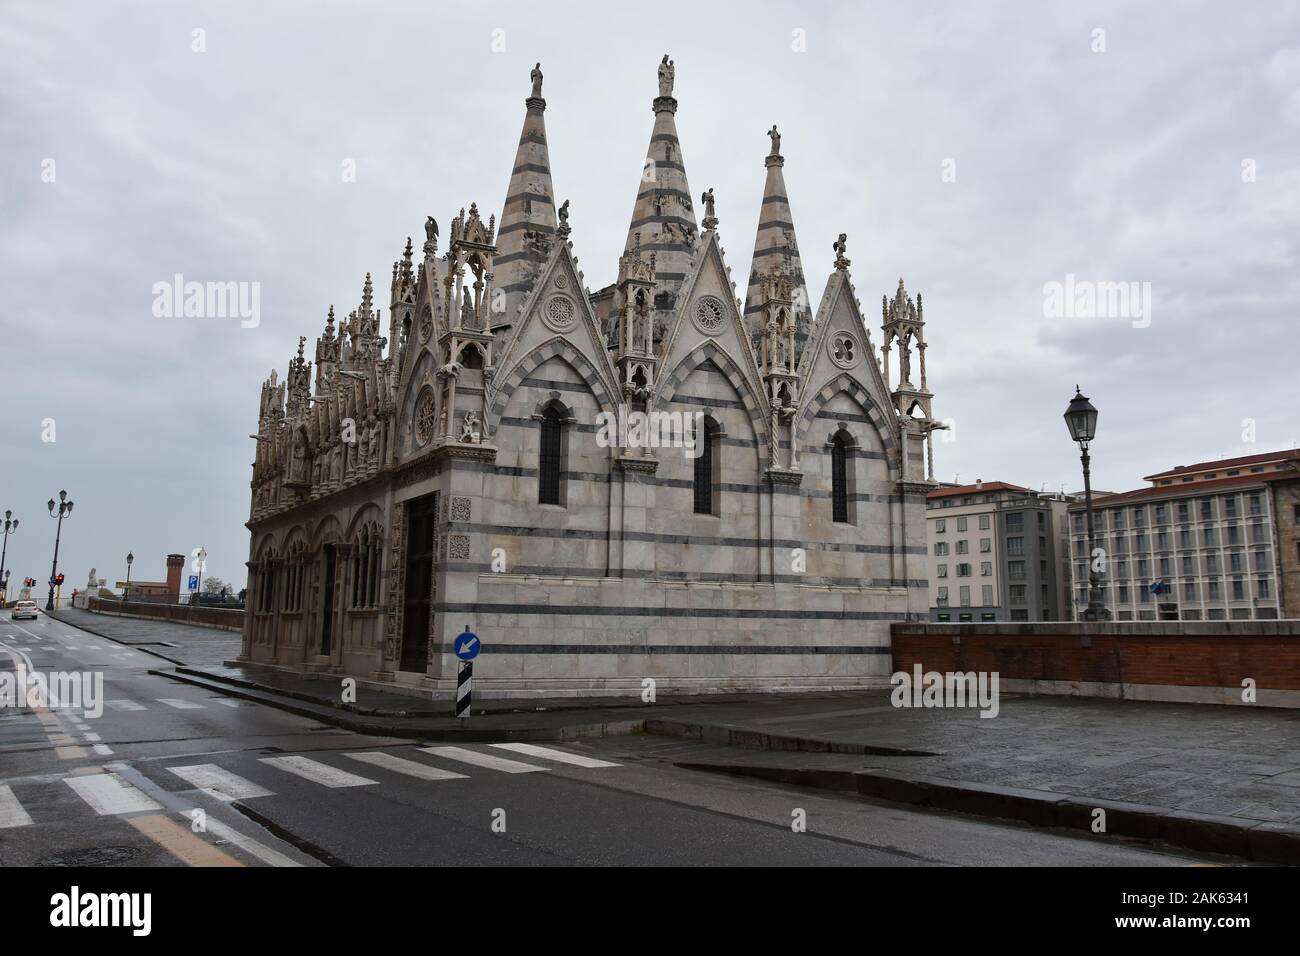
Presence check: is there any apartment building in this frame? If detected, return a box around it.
[1067,448,1300,621]
[927,481,1075,622]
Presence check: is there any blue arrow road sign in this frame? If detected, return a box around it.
[454,630,481,662]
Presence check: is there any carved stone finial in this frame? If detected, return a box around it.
[658,54,675,97]
[701,187,717,231]
[833,233,850,271]
[557,198,571,239]
[424,216,438,255]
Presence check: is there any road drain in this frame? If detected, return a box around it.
[38,845,147,867]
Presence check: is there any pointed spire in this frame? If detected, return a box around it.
[743,125,810,347]
[492,63,558,322]
[622,55,697,306]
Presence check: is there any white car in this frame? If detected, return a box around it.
[10,600,38,620]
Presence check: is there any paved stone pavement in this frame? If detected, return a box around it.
[49,607,240,669]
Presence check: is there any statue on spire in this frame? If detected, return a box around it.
[658,55,675,97]
[530,62,543,98]
[701,188,717,231]
[833,233,850,270]
[768,124,781,156]
[557,199,570,239]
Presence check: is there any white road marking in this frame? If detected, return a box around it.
[92,744,114,756]
[489,742,622,768]
[343,751,468,781]
[0,785,34,828]
[420,745,547,774]
[259,756,378,788]
[106,699,147,712]
[199,815,302,867]
[212,699,244,708]
[157,698,205,710]
[65,772,162,815]
[168,764,275,802]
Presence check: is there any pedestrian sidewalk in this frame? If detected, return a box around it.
[49,607,240,669]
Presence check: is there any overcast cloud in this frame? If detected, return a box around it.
[1,1,1297,591]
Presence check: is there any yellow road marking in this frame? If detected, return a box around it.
[128,814,244,868]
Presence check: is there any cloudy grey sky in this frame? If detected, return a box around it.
[2,1,1297,592]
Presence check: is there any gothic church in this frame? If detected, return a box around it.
[242,58,942,697]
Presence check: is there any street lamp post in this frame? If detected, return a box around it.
[1064,388,1110,622]
[0,511,16,606]
[46,491,74,611]
[195,546,207,605]
[124,552,134,603]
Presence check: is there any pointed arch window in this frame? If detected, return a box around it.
[539,407,565,505]
[694,417,720,516]
[831,431,853,524]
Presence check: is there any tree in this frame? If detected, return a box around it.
[201,576,229,595]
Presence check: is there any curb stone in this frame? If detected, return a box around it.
[674,761,1300,864]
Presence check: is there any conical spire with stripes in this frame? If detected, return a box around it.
[492,62,558,325]
[621,55,698,308]
[743,125,811,355]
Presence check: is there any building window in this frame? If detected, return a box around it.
[957,516,968,532]
[1224,496,1238,517]
[1006,536,1024,555]
[980,561,992,576]
[979,538,991,552]
[937,613,951,622]
[693,416,719,515]
[539,406,565,505]
[936,587,949,607]
[937,564,948,578]
[831,432,850,523]
[956,540,969,554]
[1249,493,1262,516]
[1177,502,1189,522]
[982,585,994,606]
[1008,560,1025,579]
[1232,577,1245,600]
[1010,584,1026,603]
[1010,609,1029,621]
[957,563,972,577]
[959,586,971,607]
[1258,578,1271,599]
[936,519,946,533]
[979,514,990,530]
[934,542,949,556]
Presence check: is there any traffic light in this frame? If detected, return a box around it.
[55,573,64,586]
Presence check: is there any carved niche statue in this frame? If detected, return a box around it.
[461,410,481,444]
[460,289,476,329]
[658,55,675,97]
[530,62,543,98]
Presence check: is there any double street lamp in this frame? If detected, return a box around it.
[46,491,74,611]
[0,510,16,606]
[1064,388,1110,622]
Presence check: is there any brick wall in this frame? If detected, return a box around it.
[87,597,244,632]
[892,622,1300,705]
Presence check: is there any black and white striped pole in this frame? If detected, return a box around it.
[452,626,481,720]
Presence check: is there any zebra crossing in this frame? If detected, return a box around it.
[0,743,622,830]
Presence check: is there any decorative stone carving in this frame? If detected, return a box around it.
[692,295,725,335]
[829,332,859,369]
[450,496,472,522]
[448,534,471,561]
[414,390,436,446]
[542,294,577,332]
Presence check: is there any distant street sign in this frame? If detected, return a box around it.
[453,630,481,662]
[188,575,200,590]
